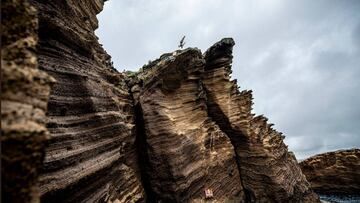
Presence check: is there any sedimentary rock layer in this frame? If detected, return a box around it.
[1,0,54,202]
[27,0,145,202]
[202,38,319,203]
[2,0,325,202]
[300,149,360,195]
[130,49,246,202]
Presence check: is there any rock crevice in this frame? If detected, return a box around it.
[134,102,158,203]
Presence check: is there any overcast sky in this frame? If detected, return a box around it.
[96,0,360,160]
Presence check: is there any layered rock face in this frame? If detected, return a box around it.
[124,39,319,203]
[201,38,318,203]
[26,0,145,202]
[300,149,360,195]
[130,49,245,202]
[1,0,54,202]
[2,1,322,203]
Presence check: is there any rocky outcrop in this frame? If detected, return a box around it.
[26,0,145,202]
[300,149,360,195]
[202,38,318,203]
[1,0,54,202]
[130,49,246,202]
[124,39,319,203]
[2,1,321,203]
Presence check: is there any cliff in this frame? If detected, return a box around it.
[201,38,318,202]
[2,0,321,203]
[130,48,245,202]
[1,0,54,202]
[300,149,360,195]
[27,0,145,202]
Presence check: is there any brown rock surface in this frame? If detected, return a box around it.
[130,49,246,202]
[26,0,145,202]
[2,1,322,203]
[202,38,319,203]
[126,38,320,203]
[300,149,360,195]
[1,0,54,202]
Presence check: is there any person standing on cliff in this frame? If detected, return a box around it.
[179,35,186,49]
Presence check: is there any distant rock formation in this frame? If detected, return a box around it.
[300,149,360,195]
[2,0,321,202]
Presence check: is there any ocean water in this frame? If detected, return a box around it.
[319,194,360,203]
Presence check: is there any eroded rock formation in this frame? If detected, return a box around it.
[1,0,54,202]
[27,0,145,202]
[300,149,360,195]
[201,38,318,203]
[125,39,320,203]
[2,0,321,203]
[130,49,245,202]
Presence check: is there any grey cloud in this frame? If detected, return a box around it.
[96,0,360,159]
